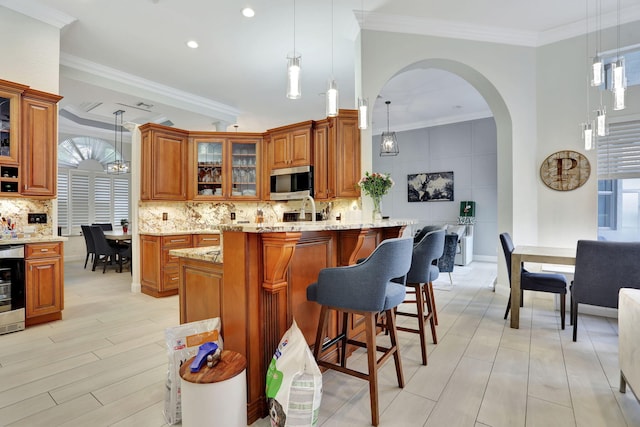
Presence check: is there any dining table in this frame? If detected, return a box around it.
[510,245,576,328]
[103,230,132,243]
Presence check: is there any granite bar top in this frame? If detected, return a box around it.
[169,245,222,263]
[139,230,221,237]
[218,218,416,233]
[0,235,68,245]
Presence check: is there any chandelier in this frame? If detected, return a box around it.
[107,110,130,174]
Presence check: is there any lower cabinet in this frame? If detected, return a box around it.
[25,242,63,326]
[140,233,220,298]
[178,257,223,324]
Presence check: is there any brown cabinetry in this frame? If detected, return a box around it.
[21,89,62,197]
[192,134,261,200]
[267,121,313,170]
[314,110,361,200]
[178,257,223,324]
[140,124,189,201]
[140,234,193,297]
[193,233,221,247]
[25,242,64,326]
[0,79,60,198]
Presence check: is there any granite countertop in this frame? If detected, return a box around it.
[0,235,68,245]
[169,245,222,263]
[218,218,416,233]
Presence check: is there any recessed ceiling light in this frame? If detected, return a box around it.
[186,40,199,49]
[241,7,255,18]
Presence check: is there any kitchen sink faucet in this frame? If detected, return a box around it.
[299,194,316,222]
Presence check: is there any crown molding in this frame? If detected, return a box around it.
[0,0,76,28]
[361,6,640,48]
[60,53,241,124]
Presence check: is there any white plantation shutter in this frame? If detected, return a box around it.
[58,168,130,234]
[70,172,90,228]
[113,177,130,224]
[57,172,69,234]
[597,120,640,180]
[94,176,112,224]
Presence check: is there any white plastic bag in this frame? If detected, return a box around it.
[163,317,223,425]
[266,320,322,427]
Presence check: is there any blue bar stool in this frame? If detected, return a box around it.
[306,237,413,426]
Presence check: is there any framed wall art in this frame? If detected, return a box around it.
[408,171,454,202]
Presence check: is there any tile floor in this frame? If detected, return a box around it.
[0,260,638,426]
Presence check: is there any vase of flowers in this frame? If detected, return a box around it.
[120,218,129,233]
[358,171,394,221]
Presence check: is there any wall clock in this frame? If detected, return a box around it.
[540,150,591,191]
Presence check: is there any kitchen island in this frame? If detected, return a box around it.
[171,219,415,423]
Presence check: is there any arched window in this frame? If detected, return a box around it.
[57,137,130,236]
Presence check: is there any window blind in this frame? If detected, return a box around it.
[597,120,640,180]
[70,173,90,228]
[57,173,69,234]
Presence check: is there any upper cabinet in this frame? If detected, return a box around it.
[314,110,361,200]
[21,89,63,197]
[267,121,313,170]
[0,80,28,165]
[0,79,61,199]
[192,133,261,200]
[140,124,190,201]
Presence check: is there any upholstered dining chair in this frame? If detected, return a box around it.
[89,225,123,273]
[306,237,413,426]
[80,225,96,269]
[396,228,445,365]
[571,239,640,341]
[500,232,568,328]
[92,223,113,231]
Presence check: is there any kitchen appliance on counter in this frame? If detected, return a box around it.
[0,244,25,335]
[270,165,313,200]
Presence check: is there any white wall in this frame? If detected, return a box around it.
[0,7,60,93]
[372,117,497,258]
[359,22,640,290]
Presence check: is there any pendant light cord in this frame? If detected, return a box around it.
[293,0,296,54]
[331,0,334,77]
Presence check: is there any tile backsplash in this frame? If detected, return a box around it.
[0,199,53,236]
[138,199,359,233]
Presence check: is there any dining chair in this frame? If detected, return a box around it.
[500,232,568,328]
[306,237,413,426]
[119,244,132,275]
[396,228,445,365]
[80,225,96,269]
[571,239,640,341]
[89,225,122,273]
[92,223,113,231]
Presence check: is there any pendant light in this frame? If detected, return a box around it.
[358,97,368,129]
[611,0,626,111]
[582,0,594,151]
[107,110,130,174]
[380,101,399,156]
[286,0,301,99]
[591,0,604,87]
[326,0,338,117]
[357,0,368,129]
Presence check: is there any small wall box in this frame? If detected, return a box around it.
[459,201,476,217]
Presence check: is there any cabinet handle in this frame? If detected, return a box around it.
[40,249,49,252]
[170,239,186,243]
[201,238,218,241]
[171,277,179,281]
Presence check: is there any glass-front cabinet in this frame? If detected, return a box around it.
[194,135,260,200]
[0,82,26,165]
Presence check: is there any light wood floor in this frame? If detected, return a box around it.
[0,260,638,426]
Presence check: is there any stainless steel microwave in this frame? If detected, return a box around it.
[270,165,313,200]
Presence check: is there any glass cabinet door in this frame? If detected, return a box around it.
[0,87,22,164]
[230,141,258,198]
[196,140,224,197]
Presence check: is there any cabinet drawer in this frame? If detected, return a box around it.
[193,234,220,247]
[161,235,193,248]
[163,268,180,292]
[26,242,62,259]
[163,247,183,266]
